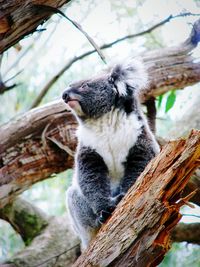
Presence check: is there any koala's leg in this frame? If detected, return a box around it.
[77,147,115,223]
[120,132,157,194]
[67,186,99,250]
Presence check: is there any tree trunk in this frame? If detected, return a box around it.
[0,0,71,53]
[72,130,200,267]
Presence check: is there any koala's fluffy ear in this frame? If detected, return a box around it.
[110,59,148,96]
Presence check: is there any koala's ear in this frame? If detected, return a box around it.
[110,59,148,96]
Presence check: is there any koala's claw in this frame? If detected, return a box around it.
[98,206,115,224]
[115,193,125,204]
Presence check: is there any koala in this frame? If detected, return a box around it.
[62,59,160,250]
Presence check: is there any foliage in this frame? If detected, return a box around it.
[165,90,176,112]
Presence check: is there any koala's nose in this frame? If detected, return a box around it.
[62,90,70,102]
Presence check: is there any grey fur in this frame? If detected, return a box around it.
[62,59,160,250]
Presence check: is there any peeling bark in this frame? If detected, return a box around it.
[0,0,71,53]
[0,101,77,208]
[72,130,200,267]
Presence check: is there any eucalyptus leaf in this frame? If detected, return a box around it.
[165,91,176,113]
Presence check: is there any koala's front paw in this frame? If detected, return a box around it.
[98,206,115,225]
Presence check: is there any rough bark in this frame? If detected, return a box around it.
[0,0,71,53]
[0,197,49,245]
[72,130,200,267]
[0,101,77,208]
[1,19,200,208]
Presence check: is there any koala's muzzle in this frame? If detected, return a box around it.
[62,90,70,103]
[62,89,84,116]
[62,90,80,102]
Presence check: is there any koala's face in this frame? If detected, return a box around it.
[62,59,148,120]
[62,75,117,119]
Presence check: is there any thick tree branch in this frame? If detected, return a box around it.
[0,0,71,53]
[30,15,200,108]
[0,198,79,266]
[172,223,200,244]
[0,102,77,208]
[4,215,79,267]
[0,197,49,245]
[72,130,200,267]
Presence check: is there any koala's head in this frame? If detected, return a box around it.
[62,59,148,120]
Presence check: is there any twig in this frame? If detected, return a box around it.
[182,214,200,219]
[32,243,80,267]
[33,4,106,63]
[29,12,200,109]
[0,55,19,94]
[4,70,22,84]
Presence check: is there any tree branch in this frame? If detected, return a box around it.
[72,130,200,267]
[172,223,200,244]
[0,197,49,245]
[4,215,79,267]
[30,14,200,108]
[31,4,106,63]
[0,0,71,53]
[0,102,77,208]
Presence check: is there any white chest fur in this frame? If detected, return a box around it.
[77,109,142,187]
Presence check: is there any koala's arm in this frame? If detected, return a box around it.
[77,146,112,215]
[120,130,159,194]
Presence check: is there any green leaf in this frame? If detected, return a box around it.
[157,95,163,108]
[165,91,176,113]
